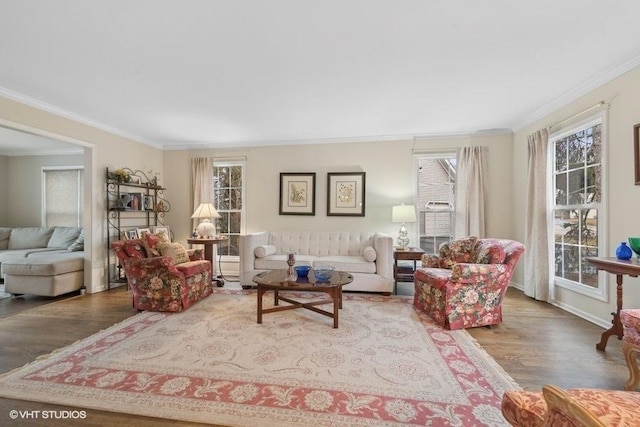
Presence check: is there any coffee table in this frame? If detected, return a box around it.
[252,269,354,328]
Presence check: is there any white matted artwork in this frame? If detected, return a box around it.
[279,173,316,215]
[327,172,366,216]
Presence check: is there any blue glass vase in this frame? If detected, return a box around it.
[616,242,633,260]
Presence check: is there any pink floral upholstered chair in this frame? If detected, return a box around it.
[111,236,212,312]
[501,384,640,426]
[413,236,525,330]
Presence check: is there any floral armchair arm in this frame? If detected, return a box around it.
[123,256,185,297]
[421,254,441,268]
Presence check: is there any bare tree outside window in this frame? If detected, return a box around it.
[213,163,244,257]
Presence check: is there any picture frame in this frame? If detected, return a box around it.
[126,229,139,240]
[279,172,316,215]
[635,123,640,185]
[136,227,151,238]
[143,195,155,211]
[327,172,366,216]
[153,226,171,241]
[128,175,141,185]
[126,192,144,211]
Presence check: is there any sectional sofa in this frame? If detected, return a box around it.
[239,231,393,293]
[0,226,85,296]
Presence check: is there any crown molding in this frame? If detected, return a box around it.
[512,51,640,131]
[0,86,161,149]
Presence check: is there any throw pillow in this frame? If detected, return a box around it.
[141,231,170,257]
[475,240,507,264]
[438,236,479,269]
[68,229,85,252]
[254,245,277,258]
[363,246,377,262]
[158,242,190,264]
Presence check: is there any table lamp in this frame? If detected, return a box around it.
[191,203,221,238]
[392,204,416,249]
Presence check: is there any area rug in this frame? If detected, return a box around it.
[0,289,519,426]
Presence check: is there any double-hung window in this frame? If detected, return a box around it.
[550,114,606,300]
[212,160,245,259]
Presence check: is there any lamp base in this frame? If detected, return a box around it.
[196,219,216,239]
[396,223,410,249]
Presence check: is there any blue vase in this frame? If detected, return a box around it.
[616,242,633,260]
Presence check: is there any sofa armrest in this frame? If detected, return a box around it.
[373,232,393,279]
[239,231,269,274]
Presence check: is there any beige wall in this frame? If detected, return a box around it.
[512,64,640,327]
[0,96,164,293]
[0,155,7,224]
[163,133,516,275]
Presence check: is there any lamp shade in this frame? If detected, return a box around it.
[191,203,221,219]
[392,205,417,223]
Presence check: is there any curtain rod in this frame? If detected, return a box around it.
[548,101,608,130]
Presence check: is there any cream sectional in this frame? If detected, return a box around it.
[0,227,85,296]
[239,231,393,293]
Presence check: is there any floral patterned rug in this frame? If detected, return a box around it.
[0,289,519,426]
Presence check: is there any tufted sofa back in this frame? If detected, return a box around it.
[267,231,375,257]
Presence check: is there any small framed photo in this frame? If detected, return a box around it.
[153,226,171,241]
[126,229,139,239]
[279,172,316,215]
[327,172,366,216]
[136,228,151,238]
[129,175,141,185]
[143,195,155,211]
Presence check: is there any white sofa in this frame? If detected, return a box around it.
[239,231,393,294]
[0,227,85,296]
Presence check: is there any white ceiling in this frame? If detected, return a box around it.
[1,0,640,155]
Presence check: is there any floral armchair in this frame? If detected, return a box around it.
[413,236,525,330]
[502,384,640,426]
[111,237,212,312]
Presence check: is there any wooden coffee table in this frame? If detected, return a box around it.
[252,269,354,328]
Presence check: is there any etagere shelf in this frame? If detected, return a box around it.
[106,167,171,288]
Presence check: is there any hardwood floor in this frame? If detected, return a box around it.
[0,282,630,426]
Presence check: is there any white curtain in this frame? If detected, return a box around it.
[524,129,551,302]
[191,157,214,232]
[454,146,488,239]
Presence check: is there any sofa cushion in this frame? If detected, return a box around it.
[158,242,190,264]
[47,227,82,249]
[8,227,54,250]
[254,245,277,258]
[314,256,376,274]
[3,254,84,276]
[438,236,479,269]
[68,229,85,252]
[141,231,170,257]
[0,228,11,250]
[363,246,377,262]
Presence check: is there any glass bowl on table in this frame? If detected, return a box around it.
[312,266,335,282]
[294,265,310,277]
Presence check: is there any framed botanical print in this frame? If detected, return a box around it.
[279,173,316,215]
[635,123,640,185]
[327,172,366,216]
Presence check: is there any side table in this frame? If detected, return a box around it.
[187,237,228,287]
[393,247,425,295]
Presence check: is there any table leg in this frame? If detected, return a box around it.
[274,289,279,306]
[332,288,339,328]
[596,273,624,351]
[257,285,264,324]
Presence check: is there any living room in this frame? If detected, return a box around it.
[2,2,640,425]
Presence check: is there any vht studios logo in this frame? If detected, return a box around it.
[9,410,87,420]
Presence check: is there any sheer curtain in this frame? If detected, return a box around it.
[454,146,488,239]
[524,129,551,301]
[191,157,213,233]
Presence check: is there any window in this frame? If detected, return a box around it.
[213,161,245,258]
[43,167,84,227]
[415,154,456,254]
[551,115,605,299]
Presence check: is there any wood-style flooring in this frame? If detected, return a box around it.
[0,281,630,426]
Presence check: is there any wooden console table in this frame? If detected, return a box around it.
[586,257,640,351]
